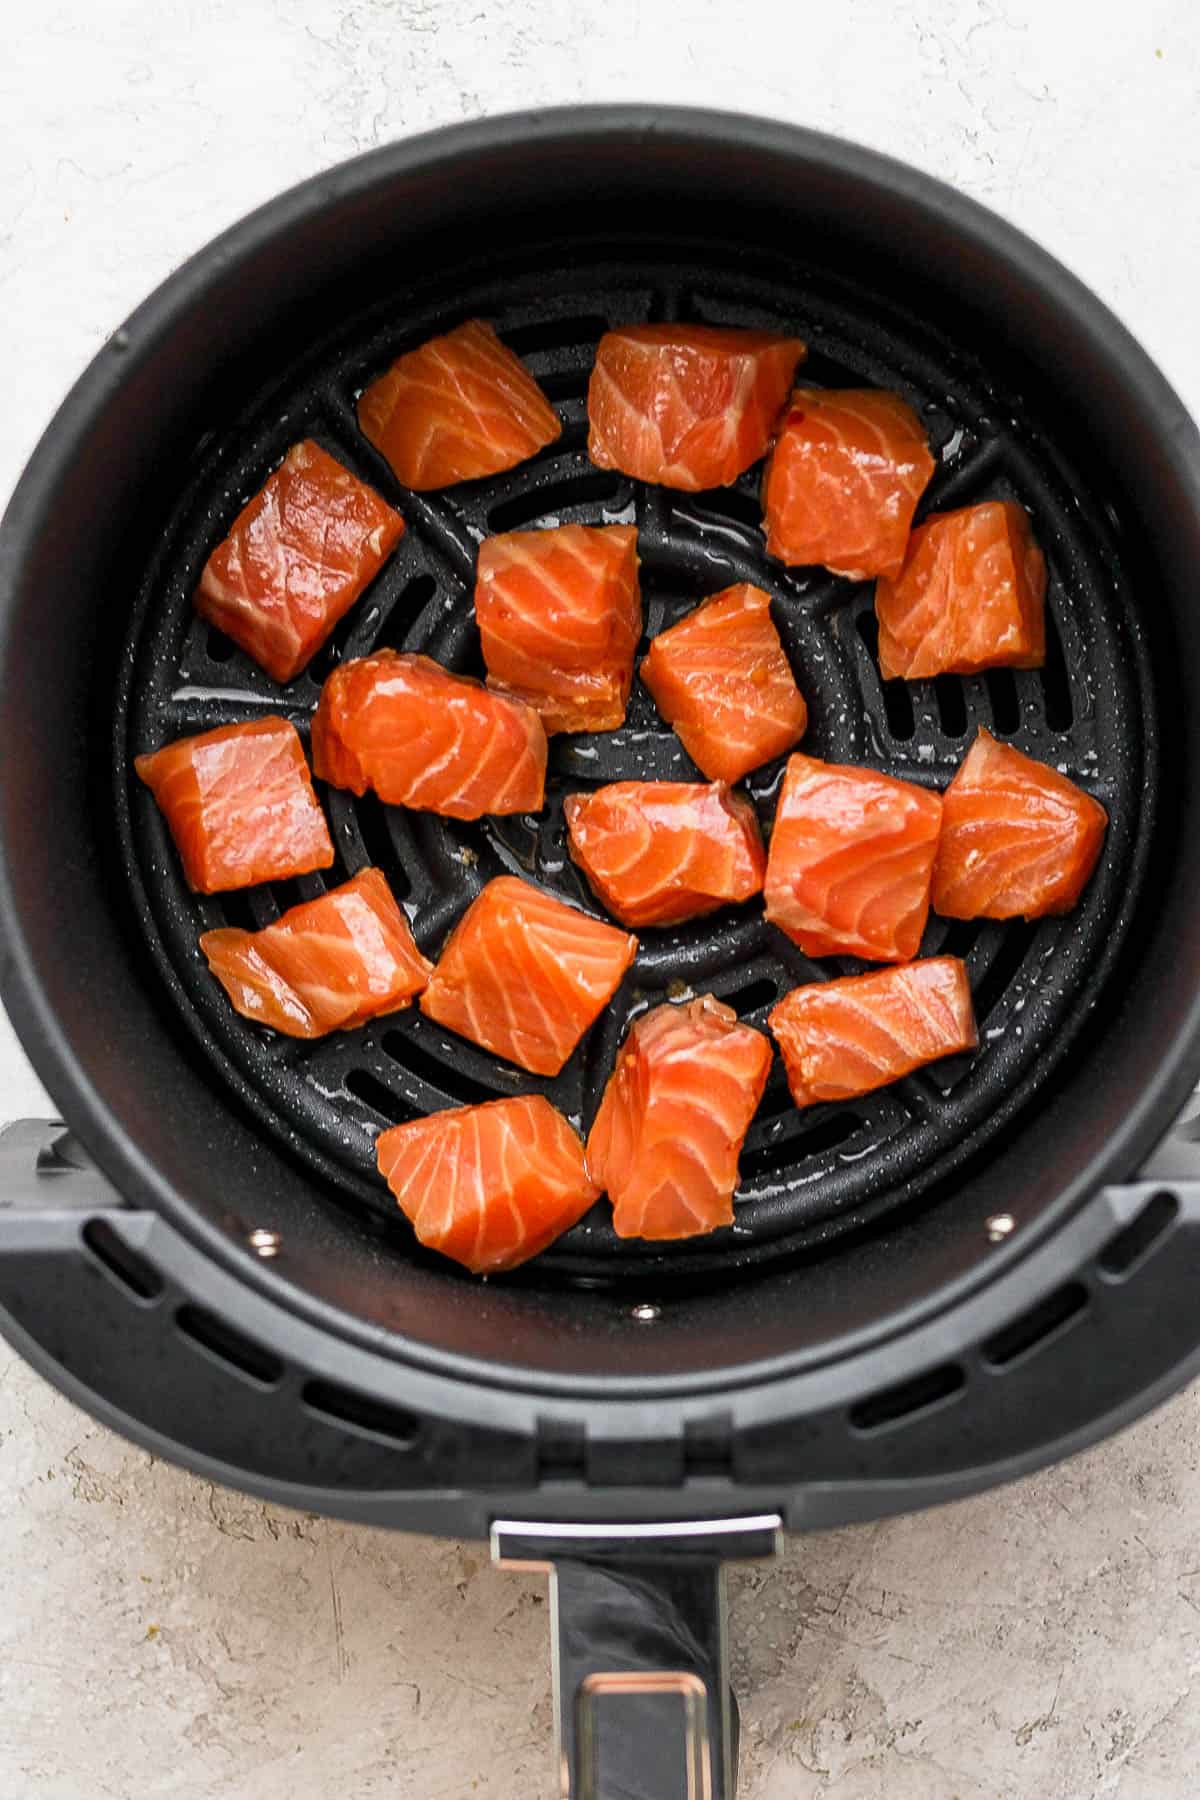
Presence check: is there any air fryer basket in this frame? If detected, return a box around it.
[4,110,1200,1798]
[119,254,1145,1279]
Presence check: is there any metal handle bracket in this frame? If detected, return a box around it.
[493,1516,782,1799]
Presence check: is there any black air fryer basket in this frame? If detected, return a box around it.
[3,109,1200,1798]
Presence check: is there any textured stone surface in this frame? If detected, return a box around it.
[3,1348,1200,1799]
[3,3,1200,1796]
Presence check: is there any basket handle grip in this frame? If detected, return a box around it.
[492,1516,781,1799]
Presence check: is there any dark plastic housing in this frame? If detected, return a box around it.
[2,112,1200,1522]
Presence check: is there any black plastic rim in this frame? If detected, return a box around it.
[2,108,1200,1407]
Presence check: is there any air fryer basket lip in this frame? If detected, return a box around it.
[3,106,1200,1407]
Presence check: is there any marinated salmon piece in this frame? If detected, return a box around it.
[762,388,935,579]
[420,877,638,1076]
[764,753,942,963]
[933,729,1107,920]
[564,781,765,928]
[586,996,772,1241]
[875,500,1047,680]
[377,1095,599,1275]
[475,524,641,733]
[135,716,333,894]
[194,440,404,683]
[587,324,806,491]
[200,868,430,1038]
[769,958,978,1108]
[357,319,561,490]
[312,649,547,819]
[640,584,807,783]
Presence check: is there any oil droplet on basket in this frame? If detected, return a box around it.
[837,1142,873,1163]
[308,1076,346,1101]
[685,513,755,553]
[171,684,285,708]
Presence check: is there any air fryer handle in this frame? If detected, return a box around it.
[492,1517,781,1799]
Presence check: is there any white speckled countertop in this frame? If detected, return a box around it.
[3,5,1200,1796]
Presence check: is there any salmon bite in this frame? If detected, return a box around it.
[587,323,805,491]
[376,1095,598,1275]
[474,523,642,734]
[200,869,431,1037]
[135,716,334,893]
[194,440,404,683]
[762,388,935,579]
[357,318,561,490]
[565,781,765,928]
[311,650,547,819]
[587,997,772,1241]
[640,583,808,784]
[419,877,638,1077]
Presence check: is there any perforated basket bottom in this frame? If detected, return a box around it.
[115,245,1151,1282]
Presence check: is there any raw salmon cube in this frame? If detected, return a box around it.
[195,440,404,683]
[762,388,935,580]
[875,500,1046,680]
[587,324,806,491]
[764,753,942,963]
[564,781,765,928]
[640,584,807,784]
[378,1095,599,1274]
[933,729,1107,920]
[311,649,547,820]
[200,868,431,1038]
[135,716,333,894]
[357,319,561,490]
[420,877,638,1076]
[475,524,641,733]
[587,996,772,1240]
[770,958,978,1108]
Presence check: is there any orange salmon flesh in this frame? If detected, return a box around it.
[587,996,772,1240]
[475,523,642,734]
[377,1094,598,1274]
[640,583,808,784]
[195,439,404,683]
[420,877,638,1076]
[587,324,806,491]
[135,716,333,894]
[357,319,561,491]
[565,780,765,928]
[762,387,935,580]
[200,868,431,1038]
[875,500,1046,680]
[764,752,942,963]
[933,729,1108,920]
[770,959,978,1108]
[312,649,547,820]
